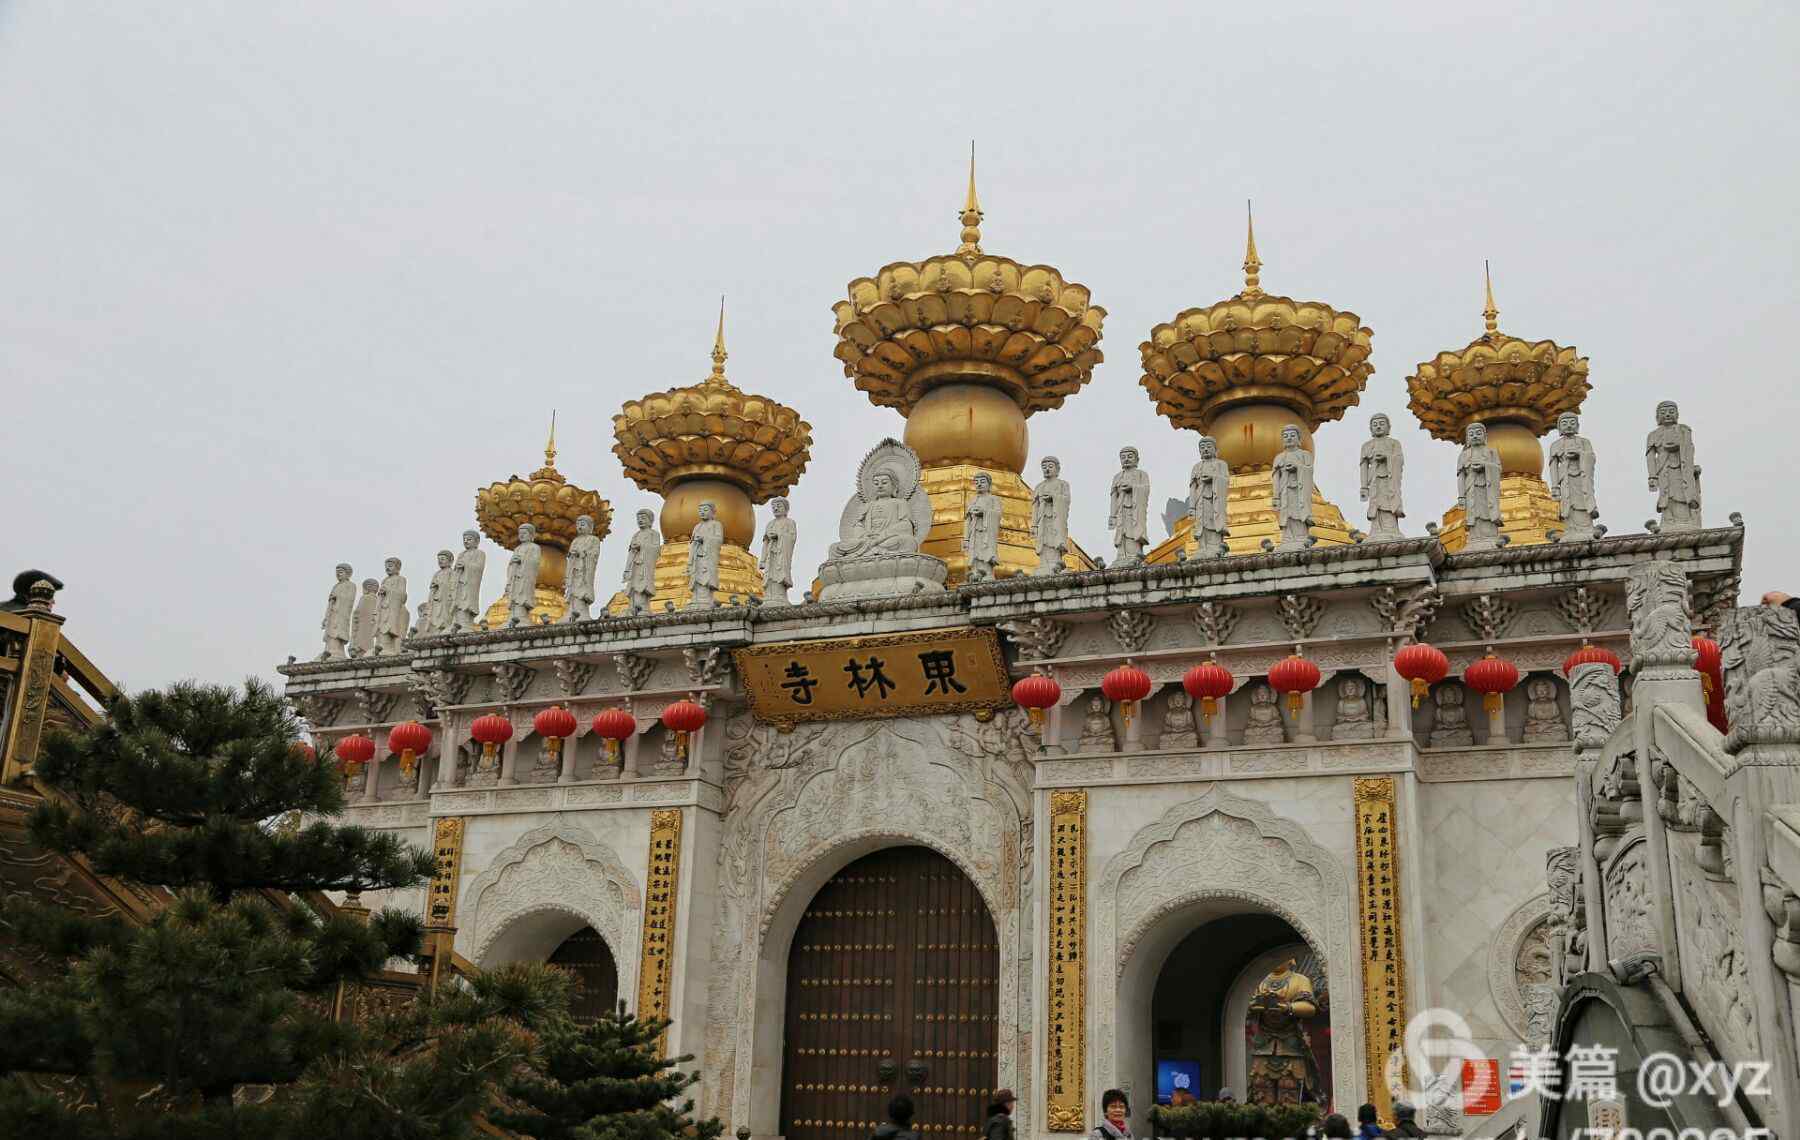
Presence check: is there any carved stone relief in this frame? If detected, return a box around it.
[1488,893,1555,1046]
[1672,854,1758,1067]
[1602,839,1656,963]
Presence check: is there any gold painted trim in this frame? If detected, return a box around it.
[1353,776,1407,1124]
[637,807,684,1048]
[1046,789,1087,1132]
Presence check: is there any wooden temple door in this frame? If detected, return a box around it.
[781,846,999,1140]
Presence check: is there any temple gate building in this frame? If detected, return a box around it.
[278,173,1745,1138]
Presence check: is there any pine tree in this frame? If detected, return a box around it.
[486,1003,726,1140]
[0,679,439,1136]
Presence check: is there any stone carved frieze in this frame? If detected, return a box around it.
[290,693,343,729]
[1369,583,1442,641]
[552,658,596,698]
[700,714,1032,1131]
[1106,608,1156,655]
[1690,573,1741,636]
[490,662,535,704]
[1626,561,1696,676]
[999,616,1069,661]
[351,687,397,725]
[1459,594,1515,643]
[1093,787,1357,1109]
[464,821,643,1008]
[1672,855,1757,1066]
[1488,892,1556,1046]
[1554,586,1609,638]
[613,652,655,693]
[1278,594,1325,642]
[683,645,727,688]
[1603,839,1657,963]
[1193,601,1239,647]
[1717,603,1800,754]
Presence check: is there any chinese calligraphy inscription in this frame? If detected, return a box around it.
[426,816,466,928]
[1353,776,1408,1125]
[1046,790,1087,1132]
[637,808,684,1052]
[733,628,1009,726]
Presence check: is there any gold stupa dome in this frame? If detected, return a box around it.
[1407,264,1590,550]
[1139,206,1370,556]
[829,149,1104,580]
[475,418,611,625]
[609,303,812,610]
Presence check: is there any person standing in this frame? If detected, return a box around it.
[983,1088,1016,1140]
[1093,1088,1132,1140]
[1355,1103,1384,1140]
[1387,1103,1426,1138]
[875,1096,921,1140]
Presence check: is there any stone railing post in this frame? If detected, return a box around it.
[1569,660,1622,974]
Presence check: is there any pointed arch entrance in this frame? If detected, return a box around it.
[549,925,619,1022]
[780,845,999,1140]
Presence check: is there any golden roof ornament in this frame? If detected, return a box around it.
[1407,264,1592,550]
[1138,206,1368,557]
[474,414,611,624]
[610,303,813,610]
[829,151,1106,582]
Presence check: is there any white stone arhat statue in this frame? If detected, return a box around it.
[424,549,456,635]
[562,514,602,622]
[1108,446,1151,566]
[1547,413,1599,541]
[1359,413,1405,542]
[450,530,486,633]
[1029,455,1071,576]
[687,501,723,610]
[350,577,379,658]
[1645,400,1701,531]
[1187,435,1231,559]
[623,508,662,616]
[817,438,946,601]
[759,497,797,605]
[374,557,408,656]
[962,471,1002,582]
[320,563,356,659]
[1456,422,1504,551]
[1270,424,1316,552]
[505,523,542,627]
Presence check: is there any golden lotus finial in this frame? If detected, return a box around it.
[531,410,564,481]
[1241,199,1263,299]
[956,141,983,261]
[708,294,729,386]
[1482,260,1500,338]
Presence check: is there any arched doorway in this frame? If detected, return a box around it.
[781,846,999,1140]
[548,925,620,1022]
[1146,917,1332,1108]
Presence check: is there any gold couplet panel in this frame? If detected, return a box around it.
[637,808,684,1046]
[1046,790,1087,1132]
[1354,777,1407,1123]
[733,628,1010,727]
[426,816,466,928]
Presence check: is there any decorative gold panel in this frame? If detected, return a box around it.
[637,808,684,1047]
[1354,777,1407,1124]
[1045,790,1087,1132]
[426,816,465,928]
[733,628,1009,727]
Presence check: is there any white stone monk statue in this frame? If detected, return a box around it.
[562,514,602,621]
[1030,455,1071,575]
[505,523,541,627]
[623,509,662,616]
[320,563,356,659]
[1359,413,1405,542]
[1645,400,1701,532]
[963,471,1002,581]
[688,501,723,609]
[451,530,486,633]
[1108,446,1151,566]
[1271,424,1315,552]
[759,497,797,605]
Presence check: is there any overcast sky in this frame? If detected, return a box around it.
[5,2,1796,692]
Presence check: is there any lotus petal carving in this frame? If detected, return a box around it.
[475,462,611,551]
[1406,333,1590,441]
[613,378,812,502]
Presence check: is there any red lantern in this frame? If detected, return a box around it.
[1691,635,1722,701]
[334,733,375,778]
[661,699,709,763]
[470,713,514,767]
[1561,643,1623,678]
[1393,642,1450,708]
[290,740,317,764]
[1182,661,1234,725]
[389,720,433,779]
[1465,653,1521,715]
[1268,654,1321,716]
[591,708,637,762]
[1101,663,1153,725]
[1011,672,1062,727]
[532,705,577,772]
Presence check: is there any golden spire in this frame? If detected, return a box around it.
[707,295,729,385]
[1240,199,1264,299]
[544,410,558,468]
[1482,260,1500,337]
[956,141,983,261]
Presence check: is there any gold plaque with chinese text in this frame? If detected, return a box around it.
[1045,790,1087,1132]
[426,816,465,928]
[733,627,1009,726]
[1354,777,1407,1124]
[637,808,684,1050]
